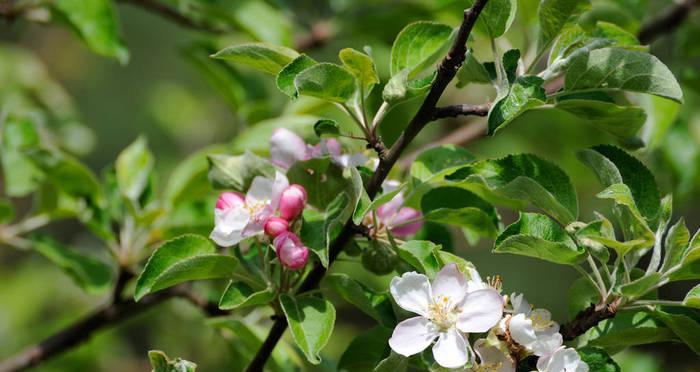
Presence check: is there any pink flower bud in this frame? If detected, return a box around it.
[390,207,423,237]
[274,232,309,270]
[279,184,307,220]
[215,192,245,211]
[264,217,289,237]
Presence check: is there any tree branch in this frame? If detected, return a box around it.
[432,103,490,120]
[559,299,621,341]
[244,2,490,371]
[638,0,700,44]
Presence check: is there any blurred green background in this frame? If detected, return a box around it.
[1,0,699,370]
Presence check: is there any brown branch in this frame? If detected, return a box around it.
[432,103,491,120]
[559,299,620,341]
[638,0,700,44]
[244,2,490,371]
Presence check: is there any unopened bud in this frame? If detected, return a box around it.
[264,217,289,237]
[279,184,307,220]
[274,232,309,270]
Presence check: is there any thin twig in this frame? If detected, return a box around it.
[432,103,491,120]
[118,0,229,34]
[244,2,490,371]
[638,0,700,44]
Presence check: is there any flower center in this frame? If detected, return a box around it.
[475,362,503,372]
[427,295,459,331]
[245,200,268,219]
[530,312,554,331]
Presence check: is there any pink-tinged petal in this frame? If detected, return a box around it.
[376,192,405,221]
[264,217,289,237]
[431,263,468,305]
[279,184,307,220]
[246,176,274,205]
[390,272,431,317]
[210,208,250,247]
[270,171,290,210]
[321,138,342,157]
[270,128,308,169]
[390,207,423,237]
[215,192,245,211]
[456,288,504,333]
[274,232,308,270]
[388,316,437,357]
[432,328,469,369]
[241,205,272,237]
[508,313,537,348]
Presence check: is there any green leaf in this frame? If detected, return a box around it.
[0,199,14,223]
[163,145,226,206]
[390,21,454,78]
[276,54,317,98]
[352,184,405,225]
[410,145,476,183]
[595,184,655,254]
[551,99,646,140]
[218,281,275,310]
[618,273,661,298]
[134,234,238,301]
[382,69,435,103]
[231,115,318,154]
[313,119,340,138]
[577,347,621,372]
[537,0,591,55]
[148,350,197,372]
[280,294,336,365]
[53,0,128,62]
[669,231,700,281]
[574,217,614,262]
[287,157,353,208]
[568,276,599,318]
[338,327,392,372]
[207,152,276,192]
[652,310,700,354]
[437,251,476,274]
[324,274,396,328]
[494,212,584,265]
[374,351,408,372]
[474,0,517,38]
[661,218,690,272]
[421,187,500,239]
[294,63,357,103]
[212,43,299,75]
[1,118,43,197]
[32,236,112,294]
[397,240,441,278]
[577,145,660,223]
[339,48,379,95]
[116,136,154,202]
[488,75,546,134]
[683,284,700,309]
[448,153,578,224]
[456,50,492,87]
[564,48,683,103]
[583,311,678,348]
[27,149,101,202]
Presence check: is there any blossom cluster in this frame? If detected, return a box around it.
[389,264,589,371]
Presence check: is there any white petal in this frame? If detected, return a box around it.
[531,331,563,357]
[510,293,531,315]
[456,289,504,333]
[388,316,437,357]
[508,313,537,348]
[210,209,250,247]
[247,176,274,204]
[432,328,469,369]
[269,128,307,169]
[431,263,468,305]
[539,347,586,372]
[466,267,487,292]
[473,339,515,372]
[390,272,431,316]
[270,171,289,209]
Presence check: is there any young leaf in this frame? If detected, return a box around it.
[653,310,700,354]
[537,0,591,56]
[568,276,599,318]
[324,274,396,328]
[552,99,646,140]
[683,284,700,309]
[595,184,655,255]
[390,21,454,78]
[52,0,128,62]
[564,48,683,103]
[339,48,379,95]
[456,50,492,87]
[212,42,299,75]
[134,234,238,301]
[279,294,336,365]
[1,118,44,197]
[584,311,678,348]
[410,145,476,183]
[374,351,408,372]
[27,149,101,202]
[421,187,500,239]
[577,347,621,372]
[488,75,546,134]
[660,218,690,272]
[314,119,340,138]
[294,63,357,103]
[669,231,700,281]
[448,154,578,224]
[276,54,317,98]
[494,212,584,265]
[287,157,352,208]
[397,240,441,278]
[207,151,276,192]
[116,136,154,202]
[474,0,517,38]
[32,236,112,294]
[618,273,661,298]
[352,184,405,225]
[148,350,197,372]
[338,327,392,372]
[219,281,275,310]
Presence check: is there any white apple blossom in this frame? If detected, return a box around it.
[210,171,288,247]
[534,347,588,372]
[388,264,504,369]
[269,128,369,170]
[471,338,515,372]
[503,293,562,356]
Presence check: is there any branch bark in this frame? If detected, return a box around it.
[559,300,620,341]
[638,0,700,44]
[244,2,490,371]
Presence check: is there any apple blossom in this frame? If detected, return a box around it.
[269,128,370,170]
[535,347,589,372]
[279,184,307,220]
[264,217,289,237]
[210,171,289,247]
[502,293,563,357]
[471,338,515,372]
[367,185,423,238]
[388,264,504,369]
[273,231,309,270]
